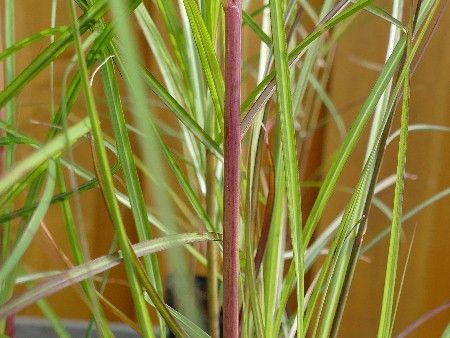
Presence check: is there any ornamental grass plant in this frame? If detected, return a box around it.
[0,0,449,337]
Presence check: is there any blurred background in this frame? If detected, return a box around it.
[2,0,450,336]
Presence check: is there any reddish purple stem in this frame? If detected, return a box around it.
[5,316,15,338]
[223,1,242,338]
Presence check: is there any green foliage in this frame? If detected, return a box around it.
[0,0,445,337]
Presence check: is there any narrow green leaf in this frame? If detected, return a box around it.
[168,306,212,338]
[100,50,162,284]
[140,65,223,159]
[303,40,404,245]
[182,0,225,128]
[377,38,411,337]
[309,75,346,139]
[0,160,56,281]
[243,11,272,47]
[0,135,32,145]
[269,0,304,336]
[240,0,372,137]
[0,0,108,108]
[0,117,91,195]
[264,148,286,337]
[0,27,67,61]
[109,0,205,329]
[68,1,152,335]
[55,160,112,335]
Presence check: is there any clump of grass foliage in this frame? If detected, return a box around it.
[0,0,447,337]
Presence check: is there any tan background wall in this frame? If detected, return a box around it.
[1,0,449,336]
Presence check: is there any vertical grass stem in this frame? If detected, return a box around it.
[223,1,242,337]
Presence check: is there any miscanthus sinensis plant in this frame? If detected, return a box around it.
[0,0,447,337]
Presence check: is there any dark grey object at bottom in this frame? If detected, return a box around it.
[14,317,141,338]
